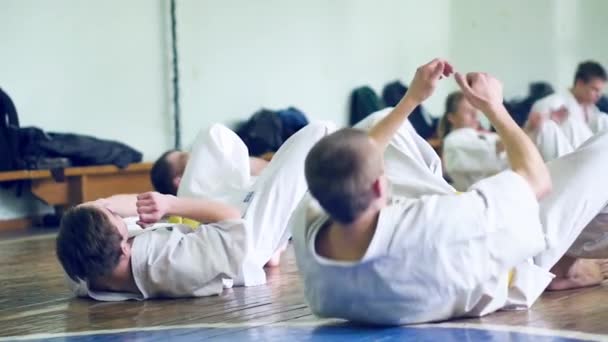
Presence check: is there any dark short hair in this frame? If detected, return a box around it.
[151,150,179,195]
[574,61,607,84]
[305,128,383,224]
[56,206,123,282]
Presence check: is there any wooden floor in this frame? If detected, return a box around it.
[1,232,608,341]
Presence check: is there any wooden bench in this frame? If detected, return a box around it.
[0,163,154,230]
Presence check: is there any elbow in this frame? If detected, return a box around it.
[530,167,553,200]
[517,165,552,200]
[534,176,552,200]
[225,207,242,221]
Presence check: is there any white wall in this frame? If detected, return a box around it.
[569,0,608,87]
[1,0,171,162]
[450,0,608,100]
[3,0,607,158]
[449,0,559,99]
[0,0,171,219]
[1,0,608,219]
[178,0,452,145]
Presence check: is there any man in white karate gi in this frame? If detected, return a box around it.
[292,58,608,325]
[526,61,608,161]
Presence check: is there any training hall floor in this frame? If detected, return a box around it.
[1,230,607,342]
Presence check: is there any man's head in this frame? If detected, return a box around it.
[151,150,190,195]
[56,204,130,282]
[573,61,607,105]
[305,128,387,224]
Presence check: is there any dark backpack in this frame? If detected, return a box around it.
[276,107,309,142]
[596,95,608,114]
[236,107,310,157]
[506,82,554,127]
[236,109,284,157]
[349,86,386,126]
[382,81,438,139]
[0,88,22,171]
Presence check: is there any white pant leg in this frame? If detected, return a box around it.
[244,121,336,269]
[355,108,455,197]
[532,120,574,162]
[177,124,252,208]
[534,131,608,269]
[568,116,608,258]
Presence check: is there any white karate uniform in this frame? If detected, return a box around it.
[178,124,254,213]
[177,122,334,287]
[69,220,247,301]
[69,122,335,301]
[529,91,608,157]
[354,108,452,198]
[531,119,577,162]
[442,128,509,191]
[534,132,608,265]
[292,108,608,325]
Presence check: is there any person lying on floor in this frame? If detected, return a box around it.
[150,127,270,197]
[150,124,289,264]
[55,121,334,301]
[291,59,608,325]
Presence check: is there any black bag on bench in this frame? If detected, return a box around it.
[0,87,23,172]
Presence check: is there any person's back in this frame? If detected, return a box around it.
[292,59,553,325]
[293,153,546,324]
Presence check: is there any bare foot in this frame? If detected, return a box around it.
[547,256,603,291]
[264,242,289,268]
[265,253,281,267]
[595,259,608,279]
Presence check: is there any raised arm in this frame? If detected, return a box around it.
[455,72,552,199]
[135,192,241,226]
[368,58,453,151]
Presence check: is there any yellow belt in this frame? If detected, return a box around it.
[167,216,200,229]
[508,269,515,287]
